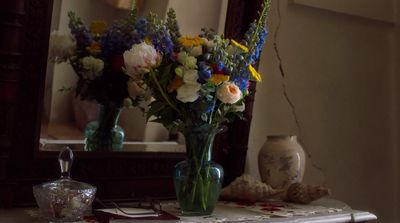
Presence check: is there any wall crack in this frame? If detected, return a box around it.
[272,0,327,185]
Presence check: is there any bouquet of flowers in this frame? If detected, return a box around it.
[122,0,271,215]
[49,9,174,108]
[139,11,268,133]
[49,8,173,151]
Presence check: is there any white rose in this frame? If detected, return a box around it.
[175,66,184,77]
[202,38,215,49]
[123,42,159,77]
[177,52,197,69]
[81,56,104,80]
[182,69,199,84]
[189,45,203,57]
[177,83,201,103]
[216,82,242,104]
[49,30,76,62]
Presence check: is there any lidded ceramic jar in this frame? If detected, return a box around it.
[258,135,305,190]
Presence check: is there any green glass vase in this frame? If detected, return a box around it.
[84,104,124,152]
[173,124,224,216]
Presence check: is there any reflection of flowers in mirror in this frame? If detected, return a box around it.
[47,10,175,108]
[123,42,160,78]
[48,31,76,63]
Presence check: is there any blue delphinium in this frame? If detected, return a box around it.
[68,12,93,54]
[99,23,141,61]
[251,29,268,64]
[150,29,174,56]
[231,63,250,91]
[198,62,212,83]
[242,0,270,65]
[135,18,148,38]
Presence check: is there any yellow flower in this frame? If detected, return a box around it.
[86,42,101,55]
[231,39,248,52]
[144,37,152,45]
[249,65,262,82]
[179,36,205,48]
[209,74,230,85]
[167,77,183,93]
[90,21,107,35]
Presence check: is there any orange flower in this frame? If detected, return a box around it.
[168,77,183,92]
[90,21,107,35]
[209,74,230,85]
[86,42,101,55]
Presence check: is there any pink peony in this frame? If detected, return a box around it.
[123,42,160,78]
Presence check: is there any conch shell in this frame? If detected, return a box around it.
[286,183,330,204]
[220,174,284,203]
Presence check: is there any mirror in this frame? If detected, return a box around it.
[0,0,263,206]
[40,0,228,152]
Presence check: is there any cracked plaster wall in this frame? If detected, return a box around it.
[247,0,400,222]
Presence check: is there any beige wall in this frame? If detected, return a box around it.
[167,0,227,35]
[248,0,399,222]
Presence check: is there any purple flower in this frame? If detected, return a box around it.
[99,23,141,61]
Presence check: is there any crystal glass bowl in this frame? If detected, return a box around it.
[33,147,96,222]
[33,179,96,222]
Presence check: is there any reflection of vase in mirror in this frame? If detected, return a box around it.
[41,0,228,151]
[84,104,124,151]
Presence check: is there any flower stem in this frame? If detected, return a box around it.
[150,70,180,112]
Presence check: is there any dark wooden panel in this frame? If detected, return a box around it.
[0,81,18,103]
[0,104,14,139]
[2,0,25,12]
[0,182,16,207]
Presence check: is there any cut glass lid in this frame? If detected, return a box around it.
[34,147,95,191]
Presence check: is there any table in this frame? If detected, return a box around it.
[0,198,377,222]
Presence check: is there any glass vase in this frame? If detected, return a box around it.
[84,104,124,152]
[173,124,224,216]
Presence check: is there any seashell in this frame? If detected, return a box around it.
[220,174,284,203]
[286,183,331,204]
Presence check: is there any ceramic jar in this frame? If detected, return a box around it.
[258,135,305,189]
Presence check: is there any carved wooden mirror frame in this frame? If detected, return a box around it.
[0,0,264,206]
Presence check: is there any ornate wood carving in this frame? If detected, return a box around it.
[0,0,264,206]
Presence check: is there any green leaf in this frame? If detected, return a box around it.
[159,64,174,87]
